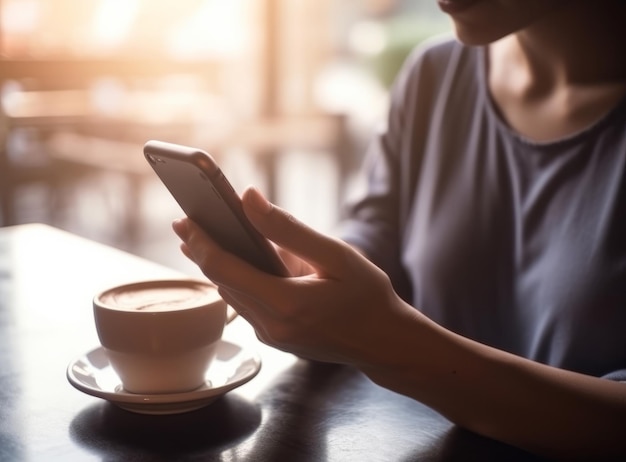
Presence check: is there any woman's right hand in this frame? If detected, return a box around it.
[172,186,423,366]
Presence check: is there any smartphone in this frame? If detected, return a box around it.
[144,140,289,277]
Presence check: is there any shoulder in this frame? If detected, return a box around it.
[389,34,483,109]
[385,34,485,133]
[404,34,463,69]
[394,34,479,86]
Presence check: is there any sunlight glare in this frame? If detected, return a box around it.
[90,0,140,51]
[0,0,40,34]
[348,20,387,56]
[167,0,250,59]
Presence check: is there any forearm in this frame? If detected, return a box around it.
[362,308,626,460]
[177,199,625,460]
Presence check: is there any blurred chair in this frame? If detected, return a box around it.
[0,58,222,245]
[0,84,96,229]
[228,112,352,204]
[231,0,356,205]
[1,0,357,245]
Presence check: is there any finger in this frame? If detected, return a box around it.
[218,287,274,344]
[242,187,356,276]
[175,217,291,309]
[179,242,193,262]
[176,221,233,287]
[175,217,241,283]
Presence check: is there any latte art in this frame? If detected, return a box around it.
[98,281,219,312]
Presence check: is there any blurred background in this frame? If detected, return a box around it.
[0,0,449,275]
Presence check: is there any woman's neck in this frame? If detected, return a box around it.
[488,1,626,142]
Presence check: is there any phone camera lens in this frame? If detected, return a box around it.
[147,154,157,165]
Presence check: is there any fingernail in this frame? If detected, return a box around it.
[247,187,272,214]
[172,218,188,238]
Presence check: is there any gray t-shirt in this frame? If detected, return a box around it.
[341,37,626,381]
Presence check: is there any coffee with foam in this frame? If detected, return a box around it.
[98,281,219,312]
[93,279,227,394]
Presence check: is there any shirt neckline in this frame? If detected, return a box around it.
[477,45,626,151]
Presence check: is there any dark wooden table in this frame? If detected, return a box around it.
[0,224,543,461]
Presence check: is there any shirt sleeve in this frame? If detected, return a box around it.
[339,37,454,302]
[340,129,412,301]
[602,369,626,382]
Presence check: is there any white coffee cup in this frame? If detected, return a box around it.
[93,279,227,394]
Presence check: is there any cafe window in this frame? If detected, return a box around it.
[0,0,254,60]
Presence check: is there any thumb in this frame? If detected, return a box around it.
[242,186,351,274]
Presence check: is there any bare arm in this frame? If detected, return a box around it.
[173,187,626,461]
[363,308,626,460]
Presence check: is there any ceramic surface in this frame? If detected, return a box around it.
[67,339,261,414]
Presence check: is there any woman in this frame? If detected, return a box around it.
[173,1,626,459]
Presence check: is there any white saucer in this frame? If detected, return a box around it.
[67,340,261,415]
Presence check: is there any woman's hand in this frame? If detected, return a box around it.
[173,187,626,460]
[172,186,418,365]
[274,240,315,279]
